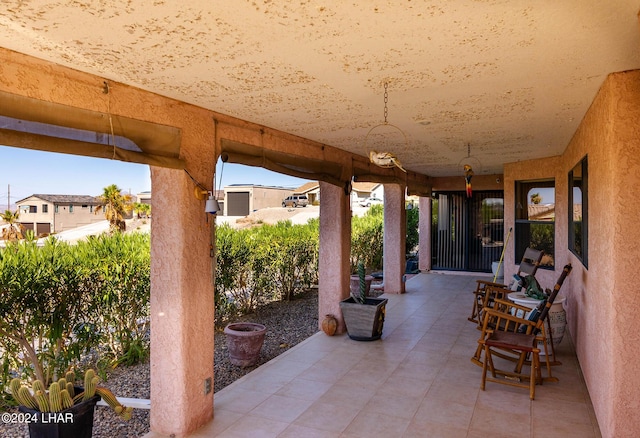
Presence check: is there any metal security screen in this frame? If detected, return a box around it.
[431,191,504,272]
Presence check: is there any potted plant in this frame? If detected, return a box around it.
[11,369,131,438]
[224,322,267,367]
[0,237,135,437]
[340,261,388,341]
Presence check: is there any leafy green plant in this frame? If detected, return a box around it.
[351,205,384,273]
[78,233,150,366]
[0,237,91,387]
[0,232,151,400]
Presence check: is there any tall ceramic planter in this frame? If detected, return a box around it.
[18,389,100,438]
[339,297,388,341]
[224,322,267,367]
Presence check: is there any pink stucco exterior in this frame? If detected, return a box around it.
[503,70,640,438]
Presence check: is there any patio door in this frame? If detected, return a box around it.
[431,191,504,272]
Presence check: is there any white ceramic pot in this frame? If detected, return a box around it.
[508,292,567,351]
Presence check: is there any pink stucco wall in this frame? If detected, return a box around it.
[504,70,640,438]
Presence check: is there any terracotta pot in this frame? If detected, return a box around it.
[321,314,338,336]
[224,322,267,367]
[350,275,374,297]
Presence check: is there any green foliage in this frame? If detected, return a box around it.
[78,233,150,365]
[406,207,419,255]
[351,204,384,272]
[96,184,133,234]
[0,233,150,396]
[0,237,90,387]
[215,220,319,326]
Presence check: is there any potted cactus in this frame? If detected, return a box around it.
[11,369,131,438]
[339,261,388,341]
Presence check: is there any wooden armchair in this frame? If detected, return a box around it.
[468,247,544,326]
[477,264,573,400]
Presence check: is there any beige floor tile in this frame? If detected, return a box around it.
[277,424,341,438]
[213,388,272,414]
[415,397,475,429]
[249,394,315,423]
[292,400,361,433]
[365,392,423,420]
[189,409,243,437]
[404,419,469,438]
[377,374,432,399]
[341,410,411,438]
[214,415,289,438]
[165,273,602,438]
[275,377,333,401]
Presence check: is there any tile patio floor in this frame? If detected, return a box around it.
[147,272,601,438]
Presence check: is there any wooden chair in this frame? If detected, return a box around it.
[468,247,544,326]
[478,264,572,399]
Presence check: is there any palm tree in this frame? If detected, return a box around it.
[95,184,133,233]
[133,202,151,219]
[530,193,542,205]
[1,209,24,241]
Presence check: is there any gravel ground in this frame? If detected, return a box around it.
[1,289,319,438]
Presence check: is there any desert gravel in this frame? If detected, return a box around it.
[1,289,319,438]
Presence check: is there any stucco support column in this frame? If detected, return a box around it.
[383,184,406,294]
[150,167,215,437]
[318,181,351,334]
[418,196,432,271]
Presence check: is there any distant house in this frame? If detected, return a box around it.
[351,182,383,204]
[223,185,292,216]
[295,182,320,204]
[15,194,104,235]
[136,191,152,205]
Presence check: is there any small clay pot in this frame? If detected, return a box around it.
[321,314,338,336]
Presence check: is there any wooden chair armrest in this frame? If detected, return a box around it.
[481,306,537,335]
[475,280,508,290]
[492,298,536,315]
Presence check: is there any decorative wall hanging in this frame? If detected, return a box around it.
[458,143,481,198]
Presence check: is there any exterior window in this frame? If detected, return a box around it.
[42,204,48,213]
[90,205,93,213]
[569,156,588,267]
[29,205,37,213]
[55,205,59,214]
[69,205,74,213]
[515,180,555,268]
[82,205,88,209]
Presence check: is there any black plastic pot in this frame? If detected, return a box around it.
[18,390,101,438]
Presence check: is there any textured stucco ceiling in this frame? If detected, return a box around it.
[1,1,639,177]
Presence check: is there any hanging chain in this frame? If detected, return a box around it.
[383,82,389,123]
[467,142,471,158]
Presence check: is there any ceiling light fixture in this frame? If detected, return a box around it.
[366,81,407,173]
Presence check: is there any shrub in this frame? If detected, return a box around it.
[78,233,151,366]
[0,233,151,393]
[0,237,91,387]
[351,204,384,272]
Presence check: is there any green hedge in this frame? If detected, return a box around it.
[0,233,150,389]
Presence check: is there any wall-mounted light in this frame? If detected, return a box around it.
[205,195,221,214]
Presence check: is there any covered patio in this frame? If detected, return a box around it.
[1,3,640,437]
[145,272,599,438]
